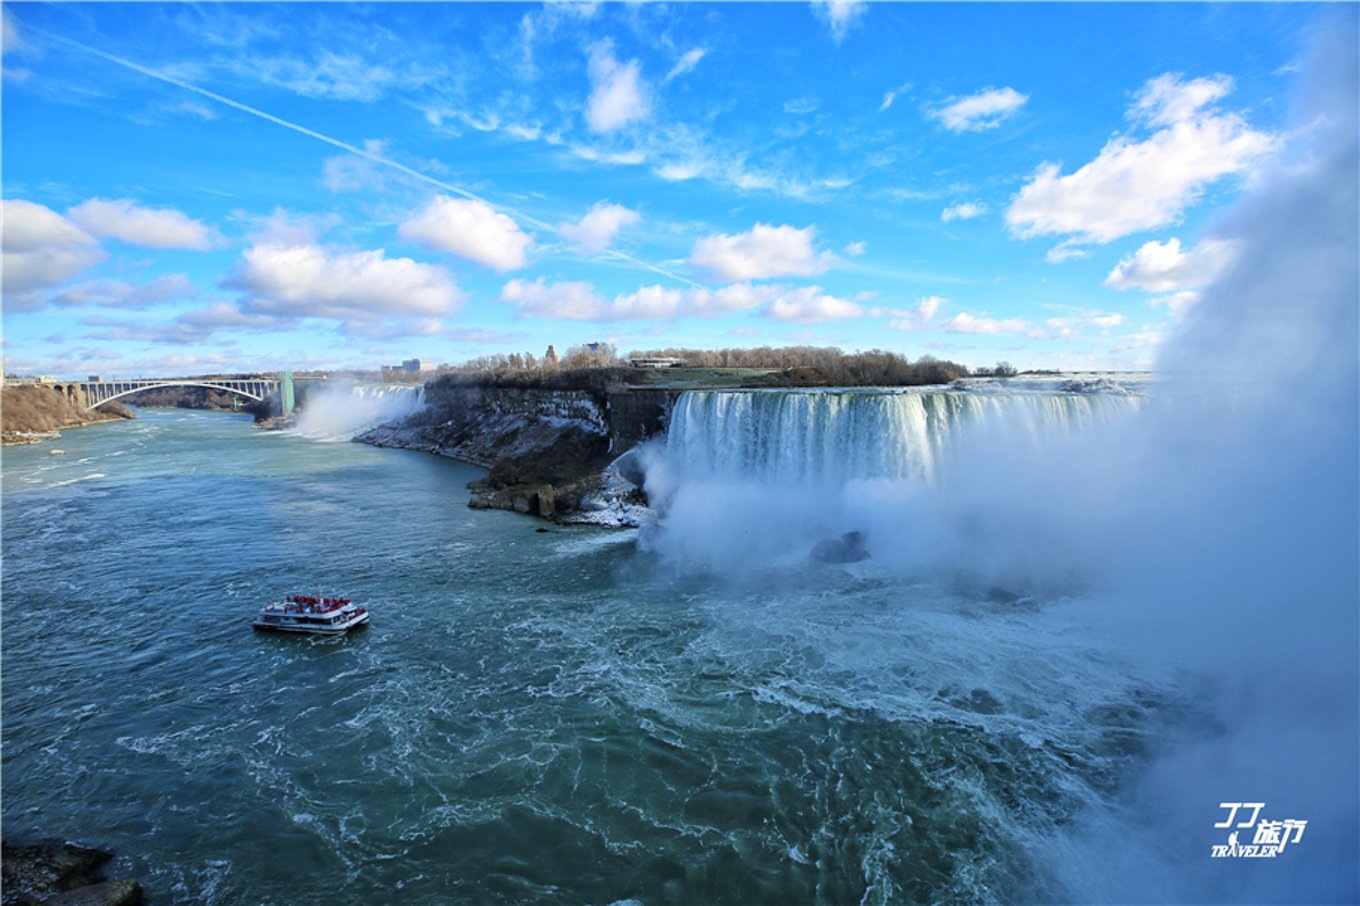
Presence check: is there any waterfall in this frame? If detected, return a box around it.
[661,387,1143,488]
[290,383,427,442]
[638,384,1144,574]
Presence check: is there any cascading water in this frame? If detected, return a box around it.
[290,383,427,442]
[662,386,1143,488]
[641,383,1144,575]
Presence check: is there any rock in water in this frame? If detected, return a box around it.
[809,531,870,564]
[0,840,142,905]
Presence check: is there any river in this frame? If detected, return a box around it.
[0,395,1339,903]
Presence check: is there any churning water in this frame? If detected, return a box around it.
[3,391,1216,905]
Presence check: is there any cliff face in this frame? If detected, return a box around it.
[357,381,677,523]
[2,384,134,444]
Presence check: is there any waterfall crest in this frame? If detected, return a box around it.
[662,387,1142,488]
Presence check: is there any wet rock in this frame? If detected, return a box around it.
[533,485,555,518]
[612,447,648,488]
[0,840,141,906]
[809,531,870,564]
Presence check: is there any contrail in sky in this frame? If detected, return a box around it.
[25,23,706,290]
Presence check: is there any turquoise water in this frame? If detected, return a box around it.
[2,409,1168,903]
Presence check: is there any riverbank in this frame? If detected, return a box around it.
[1,385,133,446]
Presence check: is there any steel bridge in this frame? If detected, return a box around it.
[59,374,297,413]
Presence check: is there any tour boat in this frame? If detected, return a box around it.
[253,594,369,634]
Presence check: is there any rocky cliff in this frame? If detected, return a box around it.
[2,385,133,445]
[357,380,677,525]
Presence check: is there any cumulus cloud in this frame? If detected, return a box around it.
[811,0,866,43]
[663,48,706,83]
[500,278,860,323]
[689,223,836,282]
[1007,73,1277,245]
[68,198,215,250]
[1,200,105,301]
[931,87,1028,132]
[86,303,278,345]
[585,41,651,133]
[1104,236,1237,292]
[843,240,867,257]
[398,196,533,272]
[226,241,463,321]
[558,202,640,255]
[941,200,989,222]
[501,278,608,320]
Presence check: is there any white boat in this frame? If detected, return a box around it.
[253,594,369,634]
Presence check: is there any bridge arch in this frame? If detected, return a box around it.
[85,380,273,410]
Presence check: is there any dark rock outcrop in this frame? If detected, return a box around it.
[0,840,141,906]
[357,380,676,524]
[810,531,871,564]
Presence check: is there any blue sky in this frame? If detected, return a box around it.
[0,2,1323,377]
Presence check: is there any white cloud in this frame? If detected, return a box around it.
[663,48,706,83]
[49,274,196,309]
[1007,73,1276,245]
[1044,241,1091,264]
[941,200,989,222]
[69,198,215,250]
[586,41,651,133]
[3,199,95,252]
[942,311,1036,336]
[500,279,860,323]
[558,202,641,255]
[811,0,866,43]
[879,81,911,113]
[226,242,463,321]
[238,52,408,103]
[784,97,819,116]
[1130,73,1233,128]
[764,285,864,323]
[1104,237,1237,292]
[843,240,867,257]
[881,295,946,330]
[501,278,608,321]
[931,87,1028,132]
[689,223,835,282]
[1,200,105,300]
[1044,311,1125,338]
[399,196,533,272]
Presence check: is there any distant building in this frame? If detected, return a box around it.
[88,375,105,382]
[401,358,430,373]
[544,345,559,369]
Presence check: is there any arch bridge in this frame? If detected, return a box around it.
[62,377,286,411]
